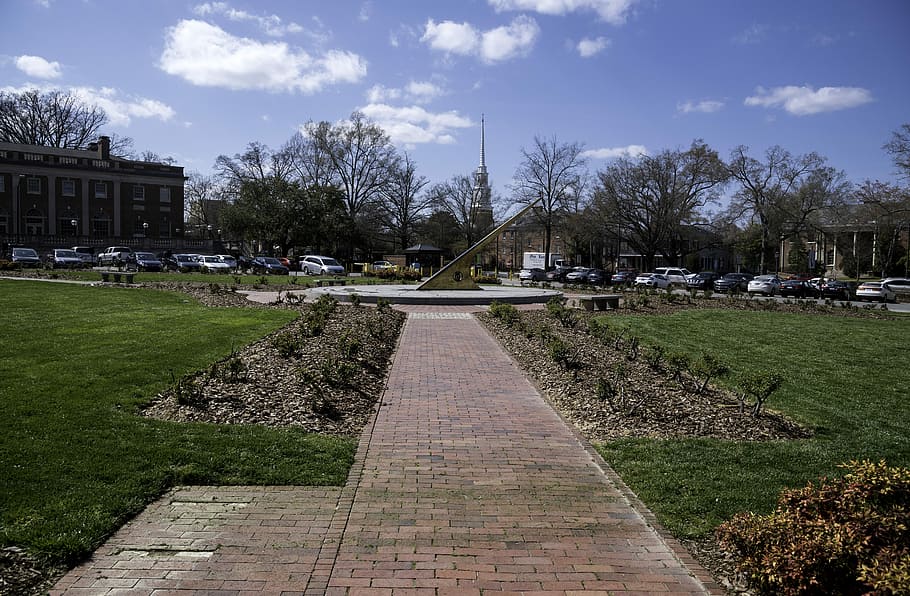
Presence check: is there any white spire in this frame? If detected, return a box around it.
[479,114,486,169]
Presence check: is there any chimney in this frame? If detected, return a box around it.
[98,136,111,159]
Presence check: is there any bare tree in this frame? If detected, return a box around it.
[428,175,479,247]
[855,180,910,277]
[510,135,587,269]
[593,140,728,271]
[884,123,910,181]
[727,146,826,273]
[285,122,337,188]
[378,152,431,251]
[0,89,107,148]
[184,172,222,228]
[318,111,398,220]
[214,141,295,198]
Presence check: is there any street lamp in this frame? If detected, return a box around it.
[142,222,149,237]
[71,218,78,237]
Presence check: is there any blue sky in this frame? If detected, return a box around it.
[3,0,909,205]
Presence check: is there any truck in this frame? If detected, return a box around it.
[522,252,564,270]
[96,246,134,267]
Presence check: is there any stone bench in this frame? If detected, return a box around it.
[99,270,136,284]
[315,279,347,287]
[579,294,621,311]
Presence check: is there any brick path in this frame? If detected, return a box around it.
[53,307,719,595]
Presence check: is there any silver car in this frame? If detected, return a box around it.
[300,255,345,276]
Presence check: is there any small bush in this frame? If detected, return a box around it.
[272,330,303,358]
[717,460,910,596]
[489,301,521,326]
[737,371,784,416]
[545,296,576,328]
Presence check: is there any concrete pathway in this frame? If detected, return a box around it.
[52,306,720,595]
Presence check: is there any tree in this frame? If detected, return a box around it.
[184,172,223,231]
[214,141,295,199]
[592,140,728,271]
[428,175,480,249]
[378,153,431,251]
[855,180,910,277]
[884,123,910,181]
[285,122,337,189]
[510,135,588,270]
[727,146,827,273]
[0,89,107,148]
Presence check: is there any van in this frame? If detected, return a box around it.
[653,267,694,286]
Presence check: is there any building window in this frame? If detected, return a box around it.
[0,212,8,234]
[25,209,45,235]
[62,179,76,197]
[159,187,171,203]
[94,182,107,198]
[133,186,145,201]
[160,215,170,238]
[92,217,111,238]
[0,177,5,192]
[27,177,41,194]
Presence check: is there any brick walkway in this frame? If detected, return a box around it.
[53,308,719,595]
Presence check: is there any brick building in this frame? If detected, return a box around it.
[0,136,185,254]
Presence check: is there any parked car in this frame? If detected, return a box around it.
[278,257,294,270]
[820,280,853,300]
[45,248,84,269]
[585,269,610,286]
[779,278,815,298]
[686,271,720,290]
[216,255,238,270]
[519,267,546,282]
[167,253,202,273]
[251,256,289,275]
[634,272,670,289]
[565,267,592,283]
[882,278,910,295]
[130,251,163,272]
[300,255,345,276]
[199,255,231,273]
[713,272,753,293]
[855,281,897,303]
[546,265,572,282]
[72,246,97,267]
[372,260,395,271]
[611,269,638,286]
[747,274,781,296]
[10,247,41,268]
[96,246,133,267]
[653,267,695,286]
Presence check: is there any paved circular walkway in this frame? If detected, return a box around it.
[52,305,720,595]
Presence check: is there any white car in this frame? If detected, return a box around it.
[199,255,231,273]
[747,274,781,296]
[855,281,897,303]
[653,267,694,286]
[216,255,238,270]
[519,268,546,281]
[634,273,670,289]
[300,255,345,276]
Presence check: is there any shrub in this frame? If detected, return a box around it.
[272,330,303,358]
[736,371,784,416]
[717,460,910,596]
[489,301,521,326]
[690,353,730,393]
[545,296,576,328]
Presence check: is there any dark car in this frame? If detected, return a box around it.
[11,247,41,268]
[546,266,572,282]
[610,270,638,286]
[251,256,289,275]
[713,272,753,293]
[779,278,816,298]
[686,271,720,290]
[564,267,592,283]
[132,251,163,272]
[166,253,202,273]
[820,280,853,301]
[585,269,610,286]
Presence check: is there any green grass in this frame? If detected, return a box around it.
[595,309,910,538]
[0,280,355,565]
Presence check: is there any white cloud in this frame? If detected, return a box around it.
[488,0,637,25]
[1,82,175,127]
[421,16,539,63]
[15,55,62,79]
[421,19,480,56]
[193,2,303,37]
[359,103,472,145]
[744,85,873,115]
[158,20,366,93]
[582,144,648,159]
[358,1,373,22]
[480,16,539,63]
[366,81,445,105]
[677,99,725,114]
[577,36,609,57]
[733,24,767,45]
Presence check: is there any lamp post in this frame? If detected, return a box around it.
[71,218,78,238]
[142,221,149,236]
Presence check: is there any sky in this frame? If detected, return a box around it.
[3,0,909,208]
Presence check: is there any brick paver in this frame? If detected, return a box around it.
[53,306,719,595]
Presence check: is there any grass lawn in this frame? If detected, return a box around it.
[596,309,910,539]
[0,280,355,566]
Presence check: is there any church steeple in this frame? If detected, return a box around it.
[472,114,494,235]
